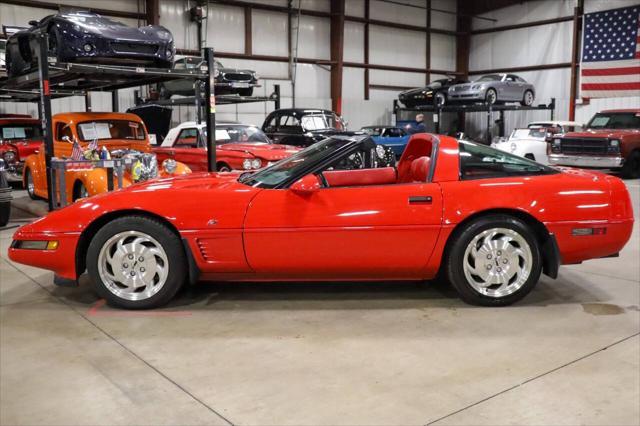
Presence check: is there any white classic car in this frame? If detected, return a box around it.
[491,121,583,165]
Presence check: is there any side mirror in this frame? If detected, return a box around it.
[61,136,71,143]
[290,174,321,194]
[28,20,38,26]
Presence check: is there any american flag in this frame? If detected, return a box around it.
[580,5,640,98]
[71,141,84,160]
[88,138,98,151]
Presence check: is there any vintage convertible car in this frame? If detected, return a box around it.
[0,114,44,182]
[491,121,583,165]
[6,11,175,77]
[23,112,190,203]
[398,77,467,108]
[448,74,535,106]
[8,133,633,309]
[262,108,347,147]
[160,56,259,98]
[153,121,300,172]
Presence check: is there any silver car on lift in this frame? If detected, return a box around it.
[448,73,535,106]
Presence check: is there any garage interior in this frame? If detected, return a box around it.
[1,0,639,425]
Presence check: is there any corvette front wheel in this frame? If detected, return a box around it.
[86,216,186,309]
[446,215,542,306]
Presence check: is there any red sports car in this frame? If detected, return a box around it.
[8,134,634,309]
[0,115,43,182]
[153,122,300,172]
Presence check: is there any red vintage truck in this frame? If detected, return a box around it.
[0,115,43,183]
[548,109,640,179]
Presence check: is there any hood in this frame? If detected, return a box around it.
[68,17,173,43]
[219,67,254,74]
[562,129,639,138]
[219,143,300,160]
[3,139,42,156]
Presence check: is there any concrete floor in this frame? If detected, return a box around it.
[1,181,639,426]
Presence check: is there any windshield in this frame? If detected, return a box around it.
[0,123,42,140]
[77,120,146,141]
[67,14,126,27]
[239,137,350,188]
[476,74,501,82]
[459,140,556,179]
[212,125,270,144]
[361,127,383,136]
[427,81,443,89]
[509,128,546,140]
[586,112,640,130]
[301,113,345,131]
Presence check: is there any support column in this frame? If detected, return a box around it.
[569,0,584,121]
[330,0,345,114]
[364,0,370,100]
[456,0,472,136]
[146,0,160,25]
[425,0,431,84]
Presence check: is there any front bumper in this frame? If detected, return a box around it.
[8,231,80,280]
[448,90,483,101]
[548,154,624,169]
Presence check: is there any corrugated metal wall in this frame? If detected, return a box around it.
[466,0,640,137]
[1,0,457,131]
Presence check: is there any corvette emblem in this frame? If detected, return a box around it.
[207,219,218,226]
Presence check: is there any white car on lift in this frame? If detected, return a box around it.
[491,120,583,165]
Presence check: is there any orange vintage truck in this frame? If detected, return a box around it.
[23,112,191,203]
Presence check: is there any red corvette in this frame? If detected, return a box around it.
[8,134,634,309]
[0,115,43,182]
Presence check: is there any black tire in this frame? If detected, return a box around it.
[24,168,38,200]
[47,27,62,62]
[446,214,542,307]
[621,150,640,179]
[217,163,231,172]
[238,88,253,97]
[86,215,187,309]
[72,181,88,202]
[521,90,534,106]
[434,92,447,107]
[485,88,498,105]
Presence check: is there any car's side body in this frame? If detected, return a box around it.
[6,11,174,77]
[0,115,43,182]
[262,109,347,147]
[153,122,301,172]
[360,126,410,157]
[9,134,634,286]
[398,77,467,108]
[23,112,190,203]
[549,109,640,178]
[448,74,535,105]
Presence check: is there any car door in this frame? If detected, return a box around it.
[243,180,443,279]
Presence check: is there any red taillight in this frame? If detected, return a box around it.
[572,227,607,236]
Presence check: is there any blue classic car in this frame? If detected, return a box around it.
[360,126,410,158]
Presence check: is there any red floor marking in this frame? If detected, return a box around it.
[87,299,192,317]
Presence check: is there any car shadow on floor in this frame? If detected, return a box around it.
[44,270,615,312]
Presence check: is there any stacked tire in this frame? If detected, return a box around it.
[0,160,12,227]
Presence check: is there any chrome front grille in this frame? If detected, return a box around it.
[111,42,158,55]
[559,138,609,155]
[222,73,252,82]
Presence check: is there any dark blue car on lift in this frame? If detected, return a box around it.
[359,126,410,158]
[6,11,175,77]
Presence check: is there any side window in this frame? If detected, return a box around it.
[263,115,279,133]
[174,128,199,147]
[506,75,516,82]
[280,115,301,133]
[56,122,73,141]
[459,141,553,180]
[387,128,403,137]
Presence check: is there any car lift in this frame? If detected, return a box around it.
[0,32,279,211]
[393,98,556,144]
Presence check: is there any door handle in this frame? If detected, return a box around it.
[409,196,432,204]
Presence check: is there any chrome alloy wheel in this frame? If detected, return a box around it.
[524,91,534,106]
[486,89,497,104]
[97,231,169,301]
[26,171,35,196]
[462,227,532,298]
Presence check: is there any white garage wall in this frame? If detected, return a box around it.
[1,0,458,132]
[467,0,640,136]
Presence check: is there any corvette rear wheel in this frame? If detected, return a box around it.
[446,215,542,306]
[87,216,186,309]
